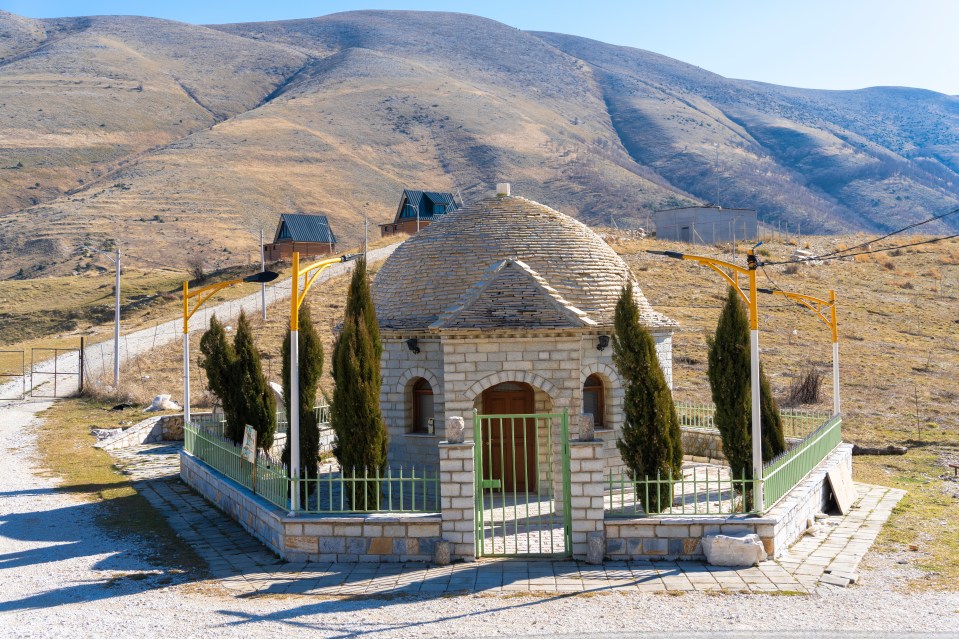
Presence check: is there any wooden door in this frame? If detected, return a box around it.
[481,383,537,492]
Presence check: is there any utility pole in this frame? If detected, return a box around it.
[259,228,266,321]
[113,247,120,388]
[364,209,369,262]
[649,245,766,512]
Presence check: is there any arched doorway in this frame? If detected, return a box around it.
[480,382,536,492]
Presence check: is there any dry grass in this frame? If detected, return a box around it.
[36,398,207,574]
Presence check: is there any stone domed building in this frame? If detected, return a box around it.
[372,187,676,473]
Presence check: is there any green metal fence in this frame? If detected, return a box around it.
[762,415,843,509]
[184,422,438,514]
[606,465,755,517]
[275,404,331,434]
[473,411,572,558]
[184,421,289,509]
[297,466,439,514]
[676,401,832,440]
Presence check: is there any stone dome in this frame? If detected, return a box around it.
[372,195,674,332]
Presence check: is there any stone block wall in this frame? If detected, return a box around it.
[96,413,186,450]
[382,336,445,470]
[181,450,442,563]
[604,443,854,560]
[680,427,727,464]
[282,516,442,563]
[438,441,475,560]
[569,440,605,559]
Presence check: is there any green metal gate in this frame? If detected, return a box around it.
[473,410,571,558]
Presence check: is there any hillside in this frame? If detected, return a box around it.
[1,10,958,278]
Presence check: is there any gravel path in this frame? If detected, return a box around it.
[2,398,959,637]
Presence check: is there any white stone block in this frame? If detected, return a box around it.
[701,533,768,567]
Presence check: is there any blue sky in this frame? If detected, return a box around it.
[7,1,958,94]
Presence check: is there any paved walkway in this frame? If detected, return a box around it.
[110,442,904,597]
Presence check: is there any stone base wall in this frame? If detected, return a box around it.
[605,443,853,561]
[680,427,726,464]
[96,413,185,450]
[181,451,443,563]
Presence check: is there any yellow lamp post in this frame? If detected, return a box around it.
[758,287,840,416]
[182,270,279,426]
[288,251,360,511]
[648,246,766,511]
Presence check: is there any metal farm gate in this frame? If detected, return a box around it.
[0,350,26,400]
[473,410,571,558]
[30,347,82,398]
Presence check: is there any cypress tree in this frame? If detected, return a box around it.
[612,282,683,513]
[198,314,241,440]
[707,287,787,504]
[233,310,276,450]
[760,363,787,459]
[331,259,387,508]
[281,304,324,482]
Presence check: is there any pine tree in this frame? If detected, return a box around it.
[281,304,324,484]
[707,287,787,504]
[233,310,276,450]
[198,314,241,441]
[331,259,387,509]
[612,282,683,513]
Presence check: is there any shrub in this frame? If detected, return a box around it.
[707,287,786,506]
[612,282,683,513]
[233,311,276,449]
[784,367,824,407]
[199,312,275,447]
[331,259,387,508]
[199,314,241,441]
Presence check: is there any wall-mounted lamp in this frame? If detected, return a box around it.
[406,338,421,354]
[596,335,610,351]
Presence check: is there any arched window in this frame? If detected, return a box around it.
[583,374,605,429]
[411,378,435,434]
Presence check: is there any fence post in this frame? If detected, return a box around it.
[569,435,606,562]
[438,416,475,562]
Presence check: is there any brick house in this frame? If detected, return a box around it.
[378,190,458,237]
[263,213,337,262]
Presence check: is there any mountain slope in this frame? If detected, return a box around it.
[1,10,958,279]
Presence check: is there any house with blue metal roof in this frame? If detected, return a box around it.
[379,189,459,237]
[264,213,338,262]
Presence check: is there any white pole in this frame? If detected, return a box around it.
[113,248,121,388]
[364,210,369,262]
[289,328,300,512]
[833,341,841,416]
[750,328,763,512]
[183,332,191,425]
[259,229,266,321]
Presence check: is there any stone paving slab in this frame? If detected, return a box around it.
[111,443,903,598]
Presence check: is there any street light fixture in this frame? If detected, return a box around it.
[288,251,361,511]
[182,270,279,426]
[648,244,766,511]
[758,287,841,416]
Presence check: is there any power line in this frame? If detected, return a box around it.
[800,206,959,263]
[762,233,959,266]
